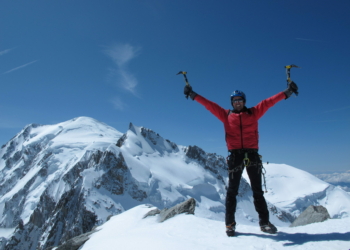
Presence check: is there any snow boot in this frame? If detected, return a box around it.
[226,222,236,237]
[260,222,277,234]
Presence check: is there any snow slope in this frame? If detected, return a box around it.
[0,117,123,226]
[80,205,350,250]
[0,116,349,250]
[254,164,350,219]
[0,117,229,249]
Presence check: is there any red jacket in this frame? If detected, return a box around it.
[194,92,286,150]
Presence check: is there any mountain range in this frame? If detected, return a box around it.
[315,171,350,192]
[0,117,349,250]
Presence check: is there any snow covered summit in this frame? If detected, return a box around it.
[0,117,349,250]
[0,117,227,249]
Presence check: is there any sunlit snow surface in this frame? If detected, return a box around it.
[250,164,350,219]
[80,205,350,250]
[0,117,123,225]
[1,117,349,250]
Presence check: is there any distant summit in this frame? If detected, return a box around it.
[0,117,349,250]
[315,171,350,192]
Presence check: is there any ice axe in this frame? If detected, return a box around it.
[177,71,191,99]
[284,64,300,96]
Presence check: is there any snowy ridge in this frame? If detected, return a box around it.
[0,117,229,249]
[256,164,350,219]
[0,117,349,250]
[0,117,122,225]
[118,123,228,219]
[316,171,350,192]
[0,117,124,249]
[79,205,350,250]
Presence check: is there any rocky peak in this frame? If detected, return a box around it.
[184,145,227,185]
[118,123,179,154]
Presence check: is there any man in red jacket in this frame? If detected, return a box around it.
[184,82,298,236]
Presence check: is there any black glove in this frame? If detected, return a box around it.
[184,85,198,100]
[284,81,298,99]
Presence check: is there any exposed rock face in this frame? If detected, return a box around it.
[158,198,196,222]
[267,203,295,223]
[143,198,196,222]
[3,149,145,250]
[290,205,331,227]
[143,208,161,219]
[116,133,127,147]
[184,145,227,186]
[54,198,196,250]
[4,118,334,249]
[51,229,99,250]
[0,118,232,250]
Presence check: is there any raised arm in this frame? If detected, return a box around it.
[253,82,299,119]
[184,85,228,122]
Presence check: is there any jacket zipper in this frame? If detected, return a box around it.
[239,114,243,148]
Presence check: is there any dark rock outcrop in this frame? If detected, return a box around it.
[143,208,161,219]
[53,199,196,250]
[290,205,331,227]
[184,146,228,187]
[143,198,196,222]
[158,198,196,222]
[46,229,99,250]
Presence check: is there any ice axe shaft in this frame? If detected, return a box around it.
[284,64,300,96]
[177,71,191,99]
[176,71,190,86]
[285,64,300,83]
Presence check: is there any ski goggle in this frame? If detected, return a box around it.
[232,99,244,103]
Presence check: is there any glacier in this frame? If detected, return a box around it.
[0,116,349,250]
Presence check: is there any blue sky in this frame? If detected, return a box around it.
[1,0,349,174]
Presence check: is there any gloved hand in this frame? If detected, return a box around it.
[184,85,197,100]
[284,81,298,99]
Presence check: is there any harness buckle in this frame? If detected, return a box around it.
[243,152,250,167]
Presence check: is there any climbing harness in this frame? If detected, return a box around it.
[284,64,300,96]
[243,152,250,167]
[227,164,243,179]
[226,150,253,179]
[259,155,268,193]
[227,150,268,192]
[261,166,268,193]
[227,151,241,179]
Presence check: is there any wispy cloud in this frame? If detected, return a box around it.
[104,43,140,95]
[324,105,350,113]
[110,96,127,111]
[0,48,14,56]
[105,44,139,68]
[117,70,138,93]
[3,60,38,74]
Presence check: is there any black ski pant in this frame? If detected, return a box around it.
[225,150,269,226]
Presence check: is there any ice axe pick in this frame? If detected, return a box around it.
[176,71,190,86]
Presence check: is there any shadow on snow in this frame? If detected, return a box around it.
[235,231,350,246]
